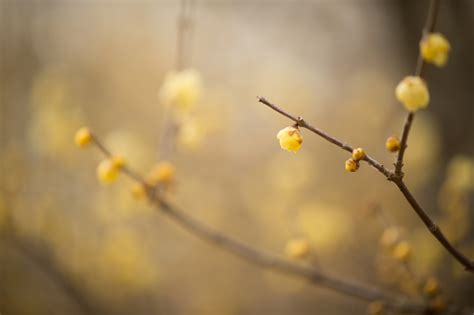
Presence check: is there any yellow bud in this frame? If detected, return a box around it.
[285,238,311,259]
[276,126,303,153]
[111,155,126,169]
[423,277,440,296]
[74,127,92,148]
[352,148,366,161]
[395,76,430,111]
[392,241,412,262]
[420,33,451,67]
[379,227,400,248]
[345,158,359,172]
[146,161,176,185]
[97,159,120,184]
[385,136,401,153]
[131,183,147,200]
[367,301,385,315]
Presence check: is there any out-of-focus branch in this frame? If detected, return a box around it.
[394,0,440,177]
[89,136,426,314]
[1,233,96,315]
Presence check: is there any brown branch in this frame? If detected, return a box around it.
[257,95,474,272]
[88,137,427,314]
[394,0,441,177]
[257,97,392,178]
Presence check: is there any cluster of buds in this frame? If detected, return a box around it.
[345,147,365,173]
[96,155,126,184]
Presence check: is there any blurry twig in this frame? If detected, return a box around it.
[89,135,427,314]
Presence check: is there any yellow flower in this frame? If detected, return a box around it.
[146,161,176,185]
[97,159,121,184]
[276,126,302,153]
[352,148,365,161]
[392,240,412,262]
[395,76,430,111]
[420,33,451,67]
[159,69,202,110]
[345,158,359,172]
[285,238,311,259]
[74,127,92,148]
[385,136,401,153]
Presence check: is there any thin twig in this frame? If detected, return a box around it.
[394,0,440,177]
[257,97,392,178]
[89,138,427,314]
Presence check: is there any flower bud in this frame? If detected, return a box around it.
[392,240,412,262]
[345,158,360,172]
[276,126,303,153]
[423,277,440,296]
[352,148,366,161]
[385,136,401,153]
[146,161,176,185]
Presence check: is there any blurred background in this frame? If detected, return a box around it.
[1,1,473,314]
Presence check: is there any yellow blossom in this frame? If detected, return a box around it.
[111,155,126,169]
[276,126,302,153]
[159,69,202,110]
[146,161,176,185]
[379,227,400,248]
[385,136,401,153]
[395,76,430,111]
[74,127,92,148]
[97,159,121,184]
[285,238,311,259]
[420,33,451,67]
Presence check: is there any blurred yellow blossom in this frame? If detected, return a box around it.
[395,76,430,112]
[146,161,176,186]
[420,33,451,67]
[159,69,202,110]
[392,241,412,262]
[97,158,121,184]
[276,126,302,153]
[74,127,92,148]
[285,238,311,259]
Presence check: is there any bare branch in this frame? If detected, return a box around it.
[394,0,441,177]
[257,97,392,178]
[89,137,427,313]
